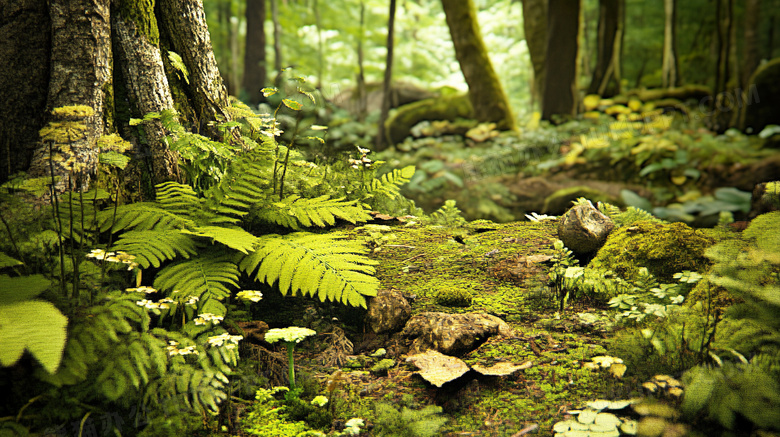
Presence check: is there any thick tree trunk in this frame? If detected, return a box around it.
[0,0,51,184]
[541,0,581,121]
[243,0,267,105]
[441,0,516,130]
[375,0,397,150]
[521,0,547,108]
[661,0,679,88]
[587,0,623,97]
[25,0,112,189]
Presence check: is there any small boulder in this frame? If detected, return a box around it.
[366,289,412,334]
[405,350,471,387]
[401,312,512,356]
[742,58,780,133]
[557,201,615,255]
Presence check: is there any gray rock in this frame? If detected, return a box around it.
[557,201,614,254]
[401,312,512,356]
[405,350,470,387]
[366,288,412,334]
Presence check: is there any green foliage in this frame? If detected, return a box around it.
[256,195,371,230]
[373,402,447,437]
[0,272,67,374]
[427,200,467,227]
[433,288,472,307]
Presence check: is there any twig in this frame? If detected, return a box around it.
[511,424,539,436]
[384,244,416,248]
[402,253,424,263]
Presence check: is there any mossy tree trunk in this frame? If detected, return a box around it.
[661,0,679,89]
[587,0,623,97]
[375,0,397,150]
[441,0,516,131]
[541,0,581,121]
[0,0,233,190]
[521,0,547,109]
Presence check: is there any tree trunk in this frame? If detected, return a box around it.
[356,0,368,122]
[375,0,397,150]
[710,0,733,132]
[441,0,516,130]
[741,0,760,92]
[541,0,581,121]
[587,0,623,97]
[521,0,547,109]
[271,0,283,77]
[0,0,234,190]
[661,0,679,88]
[243,0,267,105]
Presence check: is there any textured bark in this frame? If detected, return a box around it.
[587,0,623,96]
[113,9,180,184]
[271,0,282,74]
[441,0,515,130]
[159,0,231,136]
[243,0,267,105]
[0,0,50,184]
[661,0,679,88]
[710,0,734,132]
[375,0,397,150]
[541,0,581,121]
[521,0,547,107]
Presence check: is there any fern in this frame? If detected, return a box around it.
[369,165,415,200]
[153,252,239,307]
[100,202,195,233]
[239,232,379,307]
[256,194,371,230]
[113,231,198,268]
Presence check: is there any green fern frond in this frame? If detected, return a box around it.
[112,230,198,268]
[370,165,415,200]
[239,232,379,307]
[155,181,202,214]
[256,195,370,230]
[207,157,274,222]
[100,202,195,232]
[154,254,239,303]
[167,51,189,84]
[181,226,259,254]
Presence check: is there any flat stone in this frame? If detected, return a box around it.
[402,312,512,356]
[472,360,532,376]
[405,350,470,387]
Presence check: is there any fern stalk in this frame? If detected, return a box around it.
[278,111,303,201]
[68,175,80,300]
[48,141,67,297]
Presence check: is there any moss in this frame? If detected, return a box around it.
[589,221,716,282]
[118,0,159,46]
[370,358,395,375]
[433,287,473,307]
[102,81,115,133]
[385,94,474,144]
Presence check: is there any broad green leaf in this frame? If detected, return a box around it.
[282,99,302,111]
[0,274,50,304]
[0,300,68,373]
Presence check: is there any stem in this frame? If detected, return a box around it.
[278,112,303,201]
[68,175,79,300]
[0,213,26,274]
[286,342,296,388]
[48,142,67,297]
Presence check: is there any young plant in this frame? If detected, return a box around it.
[264,326,316,388]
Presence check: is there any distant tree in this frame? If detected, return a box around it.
[0,0,233,188]
[741,0,761,91]
[522,0,548,108]
[587,0,624,96]
[243,0,267,104]
[441,0,516,130]
[271,0,283,81]
[376,0,397,149]
[710,0,734,132]
[661,0,679,88]
[542,0,581,121]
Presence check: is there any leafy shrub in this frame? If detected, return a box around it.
[372,402,447,437]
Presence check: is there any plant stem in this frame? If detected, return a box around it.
[278,112,303,201]
[48,141,67,297]
[286,342,296,388]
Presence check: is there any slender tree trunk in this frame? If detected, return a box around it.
[243,0,268,105]
[271,0,283,79]
[375,0,397,150]
[587,0,622,96]
[710,0,733,132]
[741,0,760,91]
[441,0,516,130]
[229,3,240,97]
[314,0,324,89]
[541,0,581,121]
[661,0,679,88]
[521,0,547,109]
[356,0,367,122]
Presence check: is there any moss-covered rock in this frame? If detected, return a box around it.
[589,221,715,282]
[434,288,473,307]
[385,94,473,144]
[542,186,621,216]
[742,58,780,132]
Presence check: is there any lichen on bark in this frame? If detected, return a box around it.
[117,0,160,46]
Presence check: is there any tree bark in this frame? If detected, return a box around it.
[243,0,267,105]
[541,0,581,121]
[710,0,733,132]
[375,0,397,150]
[741,0,760,92]
[521,0,547,108]
[587,0,623,96]
[661,0,679,88]
[271,0,283,76]
[441,0,516,130]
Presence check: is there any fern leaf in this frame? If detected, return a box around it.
[370,165,415,199]
[155,181,201,215]
[100,202,195,232]
[239,232,379,307]
[167,51,190,84]
[258,195,371,230]
[181,226,259,254]
[112,230,198,268]
[154,254,239,302]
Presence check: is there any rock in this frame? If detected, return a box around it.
[405,350,470,387]
[472,361,532,376]
[543,186,621,216]
[741,58,780,133]
[366,289,412,334]
[557,201,615,254]
[401,312,512,356]
[237,320,269,345]
[385,94,473,145]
